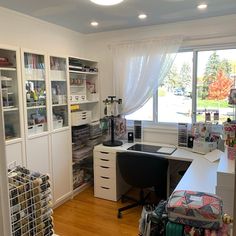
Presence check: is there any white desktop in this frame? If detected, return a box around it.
[93,141,235,216]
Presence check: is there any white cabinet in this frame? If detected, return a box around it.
[215,155,234,216]
[0,45,24,166]
[51,129,72,206]
[26,135,50,174]
[49,55,72,205]
[49,55,69,130]
[21,50,73,206]
[93,146,130,201]
[5,141,24,166]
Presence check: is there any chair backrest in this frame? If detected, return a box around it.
[117,151,169,189]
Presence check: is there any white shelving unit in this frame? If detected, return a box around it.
[69,56,101,192]
[22,51,73,206]
[0,45,25,166]
[49,55,72,206]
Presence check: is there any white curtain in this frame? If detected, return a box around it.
[111,36,183,115]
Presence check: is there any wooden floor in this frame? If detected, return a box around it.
[53,186,143,236]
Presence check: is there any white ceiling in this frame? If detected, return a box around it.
[0,0,236,34]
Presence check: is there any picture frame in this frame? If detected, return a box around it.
[228,88,236,105]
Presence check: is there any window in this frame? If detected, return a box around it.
[126,48,236,125]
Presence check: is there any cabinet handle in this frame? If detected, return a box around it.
[100,151,109,154]
[100,166,109,169]
[100,158,109,161]
[101,186,110,190]
[101,176,110,179]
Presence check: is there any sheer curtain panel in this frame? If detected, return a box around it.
[111,36,183,115]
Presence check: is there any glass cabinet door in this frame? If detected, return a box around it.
[49,56,69,130]
[23,51,48,136]
[0,48,21,140]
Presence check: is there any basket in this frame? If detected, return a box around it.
[227,146,236,160]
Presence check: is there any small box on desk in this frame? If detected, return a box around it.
[193,140,217,154]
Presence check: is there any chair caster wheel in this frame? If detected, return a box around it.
[117,212,122,218]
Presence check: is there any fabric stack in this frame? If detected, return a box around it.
[166,190,232,236]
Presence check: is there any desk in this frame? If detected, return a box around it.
[93,142,234,215]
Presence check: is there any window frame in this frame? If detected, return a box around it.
[134,44,236,128]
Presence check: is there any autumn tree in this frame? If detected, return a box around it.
[208,70,233,100]
[202,51,233,99]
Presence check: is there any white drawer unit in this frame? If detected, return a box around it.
[93,148,130,201]
[71,110,92,126]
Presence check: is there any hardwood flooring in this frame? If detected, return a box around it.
[53,187,143,236]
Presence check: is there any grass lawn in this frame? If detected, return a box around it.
[197,99,229,108]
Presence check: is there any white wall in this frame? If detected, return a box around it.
[83,14,236,144]
[0,7,85,56]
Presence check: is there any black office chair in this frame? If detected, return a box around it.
[117,151,169,218]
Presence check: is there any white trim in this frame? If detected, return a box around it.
[0,88,11,235]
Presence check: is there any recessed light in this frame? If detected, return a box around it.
[90,0,124,6]
[138,14,147,19]
[197,3,208,9]
[91,21,99,26]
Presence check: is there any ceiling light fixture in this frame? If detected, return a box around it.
[197,3,208,9]
[90,0,124,6]
[91,21,99,26]
[138,14,147,19]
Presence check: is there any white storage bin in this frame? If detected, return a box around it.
[50,70,66,81]
[53,119,63,129]
[193,140,217,154]
[25,68,45,80]
[71,110,91,126]
[35,123,44,134]
[70,94,86,103]
[28,125,36,135]
[88,93,99,101]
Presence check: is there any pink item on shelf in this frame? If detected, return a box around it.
[227,146,236,160]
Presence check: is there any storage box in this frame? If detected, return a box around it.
[50,70,66,81]
[88,93,99,101]
[25,68,45,80]
[70,94,86,103]
[193,140,217,154]
[71,110,91,126]
[53,119,63,129]
[28,125,36,135]
[35,123,44,134]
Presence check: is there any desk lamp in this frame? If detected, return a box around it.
[103,96,123,147]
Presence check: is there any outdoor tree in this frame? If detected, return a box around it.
[208,70,233,100]
[162,65,179,91]
[179,63,192,92]
[204,51,221,79]
[202,52,232,99]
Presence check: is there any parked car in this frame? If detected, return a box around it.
[174,88,184,96]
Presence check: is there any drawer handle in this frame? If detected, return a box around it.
[100,166,109,169]
[100,158,109,162]
[100,151,109,154]
[101,176,110,179]
[101,186,110,190]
